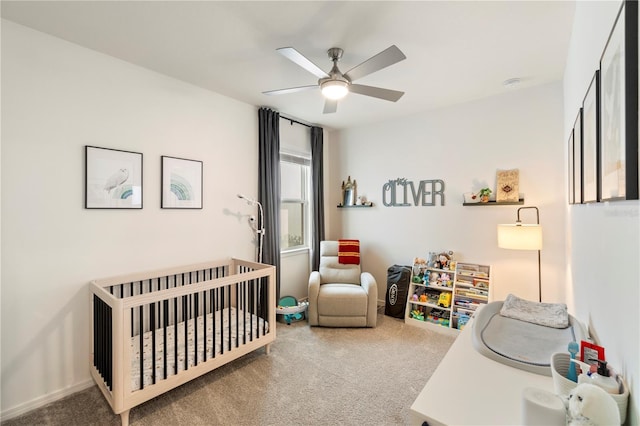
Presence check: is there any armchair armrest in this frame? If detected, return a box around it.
[308,271,321,326]
[360,272,378,327]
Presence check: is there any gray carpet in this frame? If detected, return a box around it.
[3,312,455,426]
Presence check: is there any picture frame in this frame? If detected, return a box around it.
[568,129,575,204]
[599,0,639,201]
[582,71,600,203]
[580,340,605,367]
[573,109,583,204]
[495,169,519,203]
[161,156,203,209]
[85,145,143,209]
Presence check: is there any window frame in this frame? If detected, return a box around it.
[280,152,311,253]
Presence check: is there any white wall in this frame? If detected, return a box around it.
[327,82,566,306]
[564,1,639,424]
[1,20,261,418]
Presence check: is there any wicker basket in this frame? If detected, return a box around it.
[551,352,629,423]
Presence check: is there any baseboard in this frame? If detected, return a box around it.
[1,379,95,422]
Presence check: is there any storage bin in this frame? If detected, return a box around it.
[551,352,629,423]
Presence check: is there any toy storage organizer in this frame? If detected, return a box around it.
[90,258,276,426]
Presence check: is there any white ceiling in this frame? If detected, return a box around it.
[1,1,576,130]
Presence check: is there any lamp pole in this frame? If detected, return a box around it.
[516,206,541,302]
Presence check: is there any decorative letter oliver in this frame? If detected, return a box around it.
[382,178,445,206]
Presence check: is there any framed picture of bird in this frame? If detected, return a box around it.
[161,156,203,209]
[85,145,143,209]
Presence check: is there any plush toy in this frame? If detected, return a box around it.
[413,257,427,265]
[411,293,419,301]
[567,383,620,426]
[440,272,452,286]
[419,294,427,303]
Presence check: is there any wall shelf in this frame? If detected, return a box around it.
[337,203,374,208]
[463,198,524,206]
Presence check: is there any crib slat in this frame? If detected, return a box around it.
[106,300,112,390]
[183,295,188,371]
[174,297,178,375]
[220,287,224,355]
[242,279,247,345]
[212,288,216,358]
[235,282,239,348]
[150,302,156,385]
[139,304,144,390]
[194,292,198,366]
[163,299,168,380]
[227,285,232,351]
[202,291,207,363]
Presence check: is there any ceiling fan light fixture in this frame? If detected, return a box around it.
[321,80,349,100]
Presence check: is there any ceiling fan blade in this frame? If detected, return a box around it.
[323,99,338,114]
[262,85,318,96]
[344,45,406,82]
[277,47,329,79]
[349,84,404,102]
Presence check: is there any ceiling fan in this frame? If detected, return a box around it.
[263,45,406,114]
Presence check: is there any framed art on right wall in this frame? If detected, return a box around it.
[599,0,639,201]
[573,109,583,204]
[582,71,600,203]
[568,129,575,204]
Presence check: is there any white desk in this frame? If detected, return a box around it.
[410,309,555,425]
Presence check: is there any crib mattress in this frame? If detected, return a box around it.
[131,307,268,390]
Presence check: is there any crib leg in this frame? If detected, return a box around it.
[265,343,271,355]
[120,410,130,426]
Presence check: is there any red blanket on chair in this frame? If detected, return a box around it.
[338,239,360,265]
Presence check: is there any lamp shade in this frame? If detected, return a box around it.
[497,224,543,250]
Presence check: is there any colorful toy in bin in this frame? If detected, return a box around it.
[457,314,470,330]
[437,292,452,308]
[410,309,425,321]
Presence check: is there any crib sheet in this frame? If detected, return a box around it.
[130,307,268,390]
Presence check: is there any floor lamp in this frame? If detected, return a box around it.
[237,194,265,263]
[497,206,543,302]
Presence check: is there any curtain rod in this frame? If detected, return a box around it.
[280,114,313,129]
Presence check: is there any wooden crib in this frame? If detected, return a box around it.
[89,258,276,426]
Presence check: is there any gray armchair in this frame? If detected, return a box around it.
[308,241,377,327]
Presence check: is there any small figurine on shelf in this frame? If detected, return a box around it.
[411,293,419,302]
[478,188,492,203]
[419,294,428,303]
[429,272,439,285]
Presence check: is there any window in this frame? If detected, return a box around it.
[280,153,310,251]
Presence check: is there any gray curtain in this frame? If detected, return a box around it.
[258,107,281,303]
[311,126,325,271]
